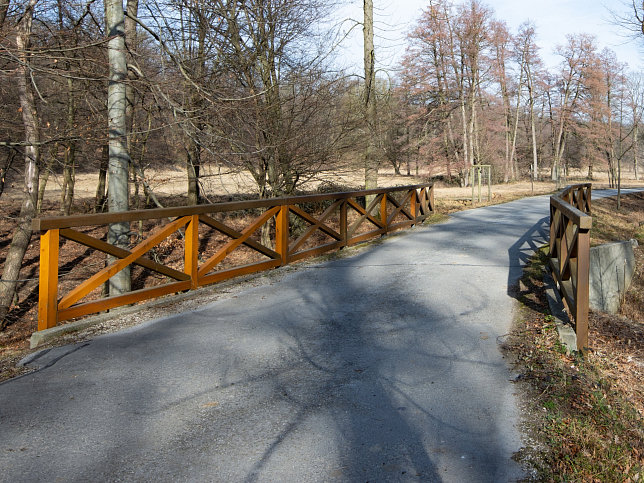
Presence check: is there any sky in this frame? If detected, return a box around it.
[332,0,644,76]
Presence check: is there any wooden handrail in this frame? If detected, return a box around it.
[32,184,432,231]
[548,183,592,351]
[35,184,434,331]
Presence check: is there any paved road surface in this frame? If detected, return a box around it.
[0,189,637,482]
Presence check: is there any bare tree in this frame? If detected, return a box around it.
[402,0,491,186]
[611,1,644,39]
[0,0,40,328]
[518,23,542,181]
[490,19,518,182]
[548,34,595,186]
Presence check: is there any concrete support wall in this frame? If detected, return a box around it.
[589,240,637,314]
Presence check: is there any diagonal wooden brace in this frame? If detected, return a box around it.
[59,216,191,310]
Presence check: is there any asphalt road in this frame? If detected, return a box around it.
[0,189,636,482]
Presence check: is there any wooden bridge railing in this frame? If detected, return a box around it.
[548,183,592,351]
[33,184,434,331]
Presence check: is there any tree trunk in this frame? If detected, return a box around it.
[529,104,538,180]
[0,0,40,329]
[125,0,138,148]
[634,122,639,180]
[187,142,201,205]
[467,90,475,167]
[61,77,76,215]
[36,148,54,212]
[617,149,622,209]
[446,113,458,178]
[550,87,572,186]
[499,64,511,183]
[0,151,16,199]
[105,0,131,296]
[0,0,10,30]
[405,125,411,176]
[509,71,524,182]
[363,0,378,203]
[185,4,206,206]
[460,98,469,186]
[95,144,109,212]
[552,122,565,186]
[526,65,539,181]
[124,0,139,212]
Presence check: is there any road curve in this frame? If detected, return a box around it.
[0,189,637,482]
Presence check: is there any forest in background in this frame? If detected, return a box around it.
[1,0,643,327]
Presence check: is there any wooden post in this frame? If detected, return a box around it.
[549,204,557,257]
[410,189,417,224]
[429,185,434,212]
[340,200,347,247]
[575,227,590,352]
[185,214,199,289]
[380,194,388,232]
[38,229,59,331]
[276,205,289,265]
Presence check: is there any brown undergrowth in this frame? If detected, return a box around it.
[506,192,644,481]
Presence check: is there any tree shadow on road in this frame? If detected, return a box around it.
[0,215,530,481]
[506,216,549,311]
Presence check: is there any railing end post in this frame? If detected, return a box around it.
[38,229,59,331]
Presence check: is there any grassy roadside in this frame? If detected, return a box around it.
[506,193,644,481]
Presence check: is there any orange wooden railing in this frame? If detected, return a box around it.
[548,183,592,351]
[33,184,434,330]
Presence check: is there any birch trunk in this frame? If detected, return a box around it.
[105,0,131,296]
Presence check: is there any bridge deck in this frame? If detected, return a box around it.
[4,193,627,481]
